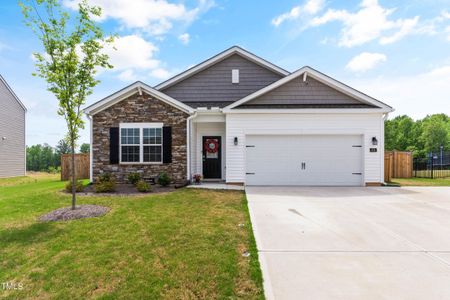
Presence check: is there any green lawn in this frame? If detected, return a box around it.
[0,173,263,299]
[391,177,450,186]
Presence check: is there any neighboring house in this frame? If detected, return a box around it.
[0,75,26,178]
[84,46,393,186]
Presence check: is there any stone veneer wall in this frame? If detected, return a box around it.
[92,93,189,183]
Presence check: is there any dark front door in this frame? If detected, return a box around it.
[203,136,221,179]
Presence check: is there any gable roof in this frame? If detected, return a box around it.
[223,66,393,112]
[83,81,194,116]
[0,75,27,112]
[154,46,290,91]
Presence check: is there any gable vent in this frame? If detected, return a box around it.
[232,69,239,84]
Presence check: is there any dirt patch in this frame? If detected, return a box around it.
[39,205,110,222]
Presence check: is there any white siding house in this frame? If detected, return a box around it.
[85,46,393,186]
[0,75,26,178]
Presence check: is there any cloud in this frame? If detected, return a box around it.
[442,10,450,20]
[117,70,138,82]
[272,0,324,27]
[446,26,450,41]
[346,52,387,72]
[63,0,215,36]
[178,33,190,45]
[346,65,450,119]
[379,16,420,44]
[150,68,172,80]
[104,35,159,70]
[102,35,170,81]
[310,0,422,47]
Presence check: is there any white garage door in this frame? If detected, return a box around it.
[245,135,363,186]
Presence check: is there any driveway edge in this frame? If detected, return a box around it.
[246,196,275,300]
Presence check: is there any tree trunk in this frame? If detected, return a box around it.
[71,143,76,210]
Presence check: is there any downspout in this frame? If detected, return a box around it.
[381,113,389,184]
[186,111,197,183]
[87,114,94,183]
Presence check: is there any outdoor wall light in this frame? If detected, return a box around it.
[372,137,378,146]
[234,137,238,146]
[1,137,6,141]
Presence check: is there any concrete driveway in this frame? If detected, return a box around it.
[246,186,450,300]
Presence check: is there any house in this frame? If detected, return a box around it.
[84,46,393,186]
[0,75,27,178]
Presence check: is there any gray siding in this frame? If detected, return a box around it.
[244,76,362,106]
[160,54,283,103]
[0,78,26,177]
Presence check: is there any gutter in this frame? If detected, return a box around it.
[186,112,198,182]
[381,112,389,185]
[86,113,94,183]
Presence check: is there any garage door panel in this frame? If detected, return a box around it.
[246,135,363,186]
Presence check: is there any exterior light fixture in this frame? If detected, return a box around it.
[234,137,238,146]
[1,137,6,140]
[372,137,378,146]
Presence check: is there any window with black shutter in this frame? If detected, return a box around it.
[117,123,166,164]
[109,127,119,164]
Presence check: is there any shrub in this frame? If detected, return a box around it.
[95,180,116,193]
[95,173,116,193]
[127,172,141,185]
[48,166,60,174]
[65,180,84,193]
[98,172,112,183]
[158,172,171,186]
[136,180,151,193]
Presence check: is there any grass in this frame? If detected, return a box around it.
[391,177,450,186]
[0,173,264,299]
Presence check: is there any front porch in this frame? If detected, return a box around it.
[187,182,244,191]
[189,112,226,182]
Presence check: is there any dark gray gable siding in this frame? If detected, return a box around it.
[0,78,26,177]
[160,54,283,103]
[243,76,363,106]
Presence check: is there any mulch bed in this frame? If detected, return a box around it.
[78,183,177,196]
[39,205,110,222]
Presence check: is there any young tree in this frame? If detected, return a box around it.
[79,143,90,153]
[21,0,113,210]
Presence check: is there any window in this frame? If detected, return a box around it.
[143,128,162,162]
[121,128,140,162]
[119,123,163,163]
[232,69,239,84]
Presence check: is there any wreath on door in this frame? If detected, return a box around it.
[204,139,219,153]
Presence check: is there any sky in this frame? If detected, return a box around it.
[0,0,450,147]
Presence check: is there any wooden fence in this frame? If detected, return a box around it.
[384,151,413,182]
[61,153,90,181]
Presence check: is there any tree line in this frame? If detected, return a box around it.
[27,140,90,172]
[385,113,450,158]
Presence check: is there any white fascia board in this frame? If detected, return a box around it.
[83,81,194,116]
[223,108,391,114]
[0,75,27,112]
[154,46,289,90]
[224,66,394,111]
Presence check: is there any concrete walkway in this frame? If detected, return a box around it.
[187,183,244,191]
[246,186,450,300]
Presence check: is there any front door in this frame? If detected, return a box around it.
[202,136,221,179]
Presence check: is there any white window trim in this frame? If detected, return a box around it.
[119,123,164,164]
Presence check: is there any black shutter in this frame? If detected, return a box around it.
[163,126,172,163]
[110,127,119,164]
